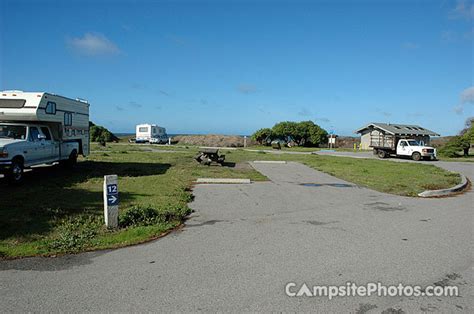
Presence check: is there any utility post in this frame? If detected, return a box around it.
[103,175,119,228]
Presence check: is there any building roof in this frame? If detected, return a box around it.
[354,123,440,136]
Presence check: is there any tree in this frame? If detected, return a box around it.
[251,121,328,147]
[89,122,119,143]
[460,117,473,156]
[439,118,473,157]
[295,121,328,146]
[272,121,299,140]
[251,128,273,145]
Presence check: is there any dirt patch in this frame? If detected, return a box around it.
[172,134,256,147]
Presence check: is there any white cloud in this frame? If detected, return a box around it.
[453,86,474,115]
[159,90,171,96]
[238,84,258,94]
[67,33,120,56]
[461,86,474,103]
[449,0,474,20]
[315,117,331,123]
[454,104,464,115]
[441,29,473,42]
[128,101,142,108]
[401,42,420,49]
[298,108,312,117]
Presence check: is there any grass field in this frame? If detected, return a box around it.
[0,143,461,258]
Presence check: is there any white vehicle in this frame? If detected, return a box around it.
[0,91,90,184]
[149,134,169,144]
[374,138,437,161]
[135,123,168,143]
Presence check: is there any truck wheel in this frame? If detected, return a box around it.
[377,150,387,159]
[7,158,24,185]
[65,150,78,168]
[412,152,421,161]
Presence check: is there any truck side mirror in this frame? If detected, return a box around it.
[38,134,46,140]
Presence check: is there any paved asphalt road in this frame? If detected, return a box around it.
[1,161,472,312]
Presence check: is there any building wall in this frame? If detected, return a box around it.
[360,131,371,150]
[359,131,431,150]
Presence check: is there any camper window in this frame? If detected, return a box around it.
[45,101,56,114]
[0,99,26,108]
[139,127,148,132]
[64,112,73,126]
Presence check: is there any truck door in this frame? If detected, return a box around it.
[397,140,410,156]
[40,127,57,162]
[27,127,46,163]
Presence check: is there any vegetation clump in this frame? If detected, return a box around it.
[89,121,119,143]
[252,121,328,147]
[119,205,191,228]
[439,118,473,157]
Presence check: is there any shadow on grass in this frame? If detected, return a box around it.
[0,160,171,240]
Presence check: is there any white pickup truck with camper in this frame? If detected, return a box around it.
[0,91,90,184]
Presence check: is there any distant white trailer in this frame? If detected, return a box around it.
[135,123,168,143]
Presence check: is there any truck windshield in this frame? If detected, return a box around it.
[0,125,27,140]
[407,140,419,146]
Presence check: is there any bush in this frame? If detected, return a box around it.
[119,205,160,227]
[48,215,101,252]
[89,121,119,143]
[119,205,191,228]
[439,136,470,157]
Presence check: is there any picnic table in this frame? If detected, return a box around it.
[194,148,226,166]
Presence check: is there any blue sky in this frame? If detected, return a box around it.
[1,0,473,136]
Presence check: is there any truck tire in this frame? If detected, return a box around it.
[377,150,387,159]
[7,158,24,185]
[412,152,421,161]
[65,150,78,168]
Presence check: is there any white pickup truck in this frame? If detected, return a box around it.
[374,139,437,161]
[0,91,90,184]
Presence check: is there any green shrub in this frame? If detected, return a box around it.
[119,205,160,227]
[89,121,119,143]
[439,136,470,157]
[48,215,101,252]
[119,205,191,228]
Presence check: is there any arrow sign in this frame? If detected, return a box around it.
[107,194,119,206]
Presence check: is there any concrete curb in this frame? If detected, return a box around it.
[196,178,251,184]
[418,174,469,197]
[252,161,287,164]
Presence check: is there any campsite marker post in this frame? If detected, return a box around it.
[103,175,119,228]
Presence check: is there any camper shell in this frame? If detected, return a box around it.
[135,123,168,143]
[0,91,90,183]
[0,91,90,155]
